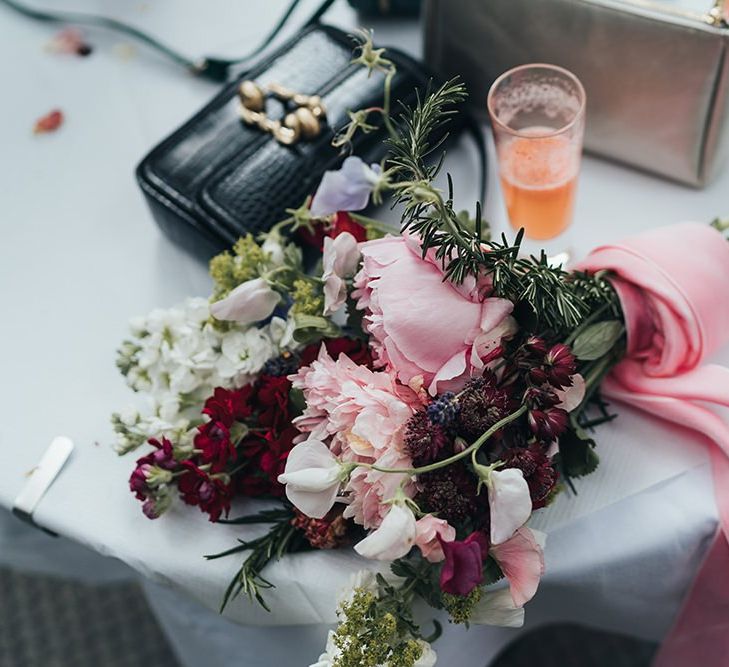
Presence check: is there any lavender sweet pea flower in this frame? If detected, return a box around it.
[310,156,381,217]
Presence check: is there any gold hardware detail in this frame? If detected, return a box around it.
[237,81,327,146]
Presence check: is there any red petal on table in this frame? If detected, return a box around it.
[33,109,64,134]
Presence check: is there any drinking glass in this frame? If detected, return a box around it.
[487,64,586,253]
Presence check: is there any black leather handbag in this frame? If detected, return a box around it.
[136,24,442,259]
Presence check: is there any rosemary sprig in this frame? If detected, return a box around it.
[387,78,622,335]
[206,504,310,612]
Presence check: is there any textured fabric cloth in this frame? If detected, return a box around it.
[578,222,729,667]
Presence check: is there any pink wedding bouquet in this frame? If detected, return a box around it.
[113,31,729,667]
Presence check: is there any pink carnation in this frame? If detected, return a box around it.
[353,235,517,395]
[289,345,424,461]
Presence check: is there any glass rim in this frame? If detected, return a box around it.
[487,63,586,139]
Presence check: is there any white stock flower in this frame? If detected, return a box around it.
[486,468,532,545]
[470,588,525,628]
[217,328,275,379]
[210,277,280,325]
[321,232,361,315]
[278,440,344,518]
[354,502,417,561]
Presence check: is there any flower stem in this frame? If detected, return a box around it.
[367,404,527,476]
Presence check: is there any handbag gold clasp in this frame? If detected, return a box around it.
[237,80,327,146]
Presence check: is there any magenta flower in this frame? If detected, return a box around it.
[439,531,488,596]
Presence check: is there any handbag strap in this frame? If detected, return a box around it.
[0,0,333,81]
[2,0,487,203]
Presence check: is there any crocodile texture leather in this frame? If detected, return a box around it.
[137,24,439,258]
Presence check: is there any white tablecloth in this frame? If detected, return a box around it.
[1,1,728,665]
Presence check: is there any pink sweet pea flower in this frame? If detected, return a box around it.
[490,527,546,607]
[439,531,488,596]
[414,515,456,563]
[555,373,586,412]
[277,439,344,519]
[210,277,280,325]
[322,232,361,315]
[353,235,516,395]
[310,156,382,217]
[354,502,417,561]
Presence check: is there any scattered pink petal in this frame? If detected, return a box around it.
[46,28,92,57]
[33,109,64,135]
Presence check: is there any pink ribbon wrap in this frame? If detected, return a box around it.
[577,222,729,666]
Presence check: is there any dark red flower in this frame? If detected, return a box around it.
[299,337,373,368]
[439,531,488,596]
[129,437,177,500]
[524,336,548,357]
[296,212,367,251]
[195,420,236,467]
[202,386,254,427]
[404,411,450,465]
[178,462,232,522]
[456,373,517,441]
[528,407,569,441]
[330,211,367,242]
[544,344,577,389]
[502,445,559,509]
[291,507,351,549]
[256,374,292,430]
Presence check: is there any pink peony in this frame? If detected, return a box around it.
[289,345,424,460]
[353,235,517,395]
[342,449,414,530]
[414,515,456,563]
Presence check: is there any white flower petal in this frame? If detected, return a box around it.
[354,503,416,561]
[210,278,280,325]
[488,468,532,545]
[470,588,525,627]
[277,440,342,519]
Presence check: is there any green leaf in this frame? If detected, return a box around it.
[291,314,341,344]
[572,320,624,360]
[557,425,600,479]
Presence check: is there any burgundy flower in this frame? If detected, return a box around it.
[291,507,351,549]
[439,531,488,596]
[502,445,559,510]
[146,437,177,469]
[404,411,450,465]
[544,344,577,389]
[528,407,569,441]
[178,462,232,522]
[524,336,548,357]
[298,337,373,369]
[195,420,236,467]
[202,386,253,426]
[129,464,151,499]
[129,437,177,500]
[456,373,517,441]
[256,374,292,431]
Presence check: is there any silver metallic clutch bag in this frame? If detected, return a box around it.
[424,0,729,187]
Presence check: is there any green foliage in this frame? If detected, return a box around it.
[572,320,625,360]
[387,79,622,335]
[206,505,311,612]
[442,587,482,625]
[556,423,600,482]
[291,278,325,316]
[332,582,423,667]
[209,235,267,300]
